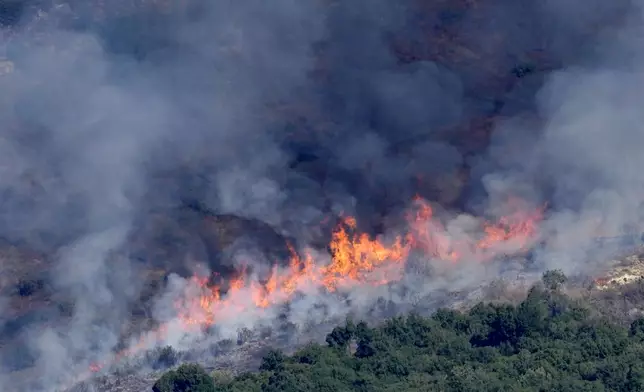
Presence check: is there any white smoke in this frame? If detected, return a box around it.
[1,1,644,391]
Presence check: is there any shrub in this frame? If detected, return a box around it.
[152,363,216,392]
[149,346,179,370]
[259,349,285,372]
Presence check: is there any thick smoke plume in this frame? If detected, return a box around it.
[0,0,643,390]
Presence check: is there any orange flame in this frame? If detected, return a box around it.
[406,196,543,262]
[171,195,543,332]
[321,216,409,291]
[88,195,543,374]
[406,196,461,261]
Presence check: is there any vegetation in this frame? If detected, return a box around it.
[154,271,644,392]
[149,346,180,370]
[153,363,216,392]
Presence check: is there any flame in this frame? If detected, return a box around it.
[88,325,168,373]
[406,196,543,262]
[87,195,544,374]
[321,216,409,290]
[406,196,461,261]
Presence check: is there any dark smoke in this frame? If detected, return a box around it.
[0,0,642,390]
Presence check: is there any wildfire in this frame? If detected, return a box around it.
[407,196,543,262]
[322,216,410,290]
[89,195,544,374]
[171,195,543,331]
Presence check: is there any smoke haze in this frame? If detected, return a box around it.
[0,0,643,390]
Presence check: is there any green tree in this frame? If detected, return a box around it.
[629,317,644,339]
[154,280,644,392]
[153,363,216,392]
[325,320,355,348]
[354,321,376,358]
[150,346,179,370]
[259,349,286,372]
[261,369,314,392]
[516,286,548,335]
[542,269,567,291]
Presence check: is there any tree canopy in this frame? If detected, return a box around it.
[154,272,644,392]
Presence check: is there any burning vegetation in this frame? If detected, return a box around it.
[174,196,543,329]
[2,1,644,391]
[83,194,545,374]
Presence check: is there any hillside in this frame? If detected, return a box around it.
[51,260,644,392]
[151,272,644,392]
[1,1,644,391]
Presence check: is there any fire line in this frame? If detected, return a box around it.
[88,195,544,373]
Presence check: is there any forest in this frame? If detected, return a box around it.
[152,271,644,392]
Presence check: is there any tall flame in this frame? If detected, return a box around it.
[88,195,543,374]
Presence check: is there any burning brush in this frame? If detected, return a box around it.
[85,194,546,376]
[78,193,644,386]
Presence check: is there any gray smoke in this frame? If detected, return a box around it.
[476,1,644,274]
[0,0,643,390]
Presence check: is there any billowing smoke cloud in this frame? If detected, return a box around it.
[473,0,644,273]
[1,0,644,390]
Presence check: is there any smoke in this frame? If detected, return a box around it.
[0,17,179,391]
[474,1,644,274]
[0,0,644,390]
